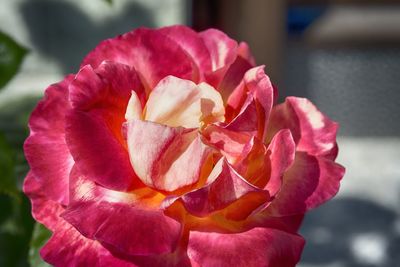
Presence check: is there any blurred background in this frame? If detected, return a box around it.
[0,0,399,266]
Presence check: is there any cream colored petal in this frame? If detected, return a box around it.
[125,90,143,121]
[145,76,225,128]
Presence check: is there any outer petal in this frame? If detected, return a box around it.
[126,119,213,192]
[159,25,212,77]
[266,152,345,216]
[23,172,64,231]
[169,159,269,220]
[24,76,74,205]
[41,221,135,267]
[199,29,239,88]
[66,63,144,191]
[188,227,305,267]
[81,28,196,90]
[267,97,339,159]
[199,29,237,72]
[62,170,182,256]
[237,42,256,66]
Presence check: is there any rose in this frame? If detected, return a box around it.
[23,25,345,267]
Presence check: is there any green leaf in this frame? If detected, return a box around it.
[0,31,28,89]
[29,223,51,267]
[104,0,113,5]
[0,132,18,197]
[0,193,34,267]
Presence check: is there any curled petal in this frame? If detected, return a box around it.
[266,152,345,216]
[218,56,254,103]
[225,66,274,139]
[66,63,144,191]
[264,129,296,196]
[230,129,294,190]
[126,119,213,192]
[232,136,269,188]
[24,76,74,205]
[81,28,196,90]
[267,97,339,159]
[188,227,305,267]
[202,124,251,163]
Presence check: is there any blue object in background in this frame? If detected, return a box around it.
[287,6,326,34]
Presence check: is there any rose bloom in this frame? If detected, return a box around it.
[24,25,345,267]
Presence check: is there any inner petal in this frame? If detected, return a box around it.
[143,75,225,128]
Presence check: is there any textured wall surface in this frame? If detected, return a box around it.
[284,45,400,136]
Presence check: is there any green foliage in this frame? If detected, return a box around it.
[0,97,42,266]
[0,31,28,89]
[104,0,113,5]
[29,223,52,267]
[0,193,34,267]
[0,133,18,197]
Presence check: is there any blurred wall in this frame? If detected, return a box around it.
[192,0,286,86]
[0,0,188,104]
[193,1,400,137]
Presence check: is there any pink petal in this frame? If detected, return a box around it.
[172,159,269,219]
[229,129,294,191]
[24,76,74,205]
[188,227,305,267]
[202,124,250,163]
[41,221,136,267]
[199,29,237,72]
[217,56,254,103]
[62,173,182,256]
[23,172,64,231]
[126,119,213,192]
[267,97,339,159]
[107,249,191,267]
[231,136,269,188]
[81,28,196,90]
[225,66,274,139]
[264,129,296,196]
[224,95,259,136]
[199,29,239,88]
[66,63,144,191]
[266,152,345,216]
[237,41,256,66]
[248,214,305,234]
[159,25,212,77]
